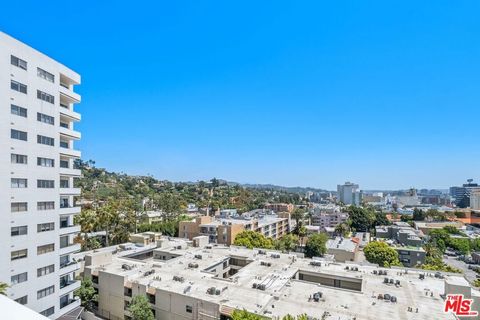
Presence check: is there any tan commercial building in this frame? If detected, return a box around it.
[82,236,474,320]
[179,215,289,245]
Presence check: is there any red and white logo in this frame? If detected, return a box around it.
[444,294,478,317]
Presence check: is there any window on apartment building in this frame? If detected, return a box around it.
[37,180,54,188]
[37,243,55,255]
[11,55,27,70]
[60,140,69,148]
[15,296,28,305]
[40,307,54,317]
[11,249,28,261]
[147,293,156,304]
[11,178,27,188]
[11,272,28,285]
[37,201,55,210]
[37,112,54,125]
[60,160,69,168]
[11,202,28,212]
[60,121,69,129]
[11,154,28,164]
[11,226,28,236]
[124,287,132,297]
[11,129,27,141]
[37,286,55,299]
[37,135,54,146]
[37,157,55,167]
[11,80,27,94]
[37,265,55,277]
[37,90,55,104]
[37,68,54,83]
[186,305,193,313]
[11,104,27,117]
[60,179,69,188]
[37,223,55,233]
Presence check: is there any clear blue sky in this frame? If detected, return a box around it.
[2,1,479,190]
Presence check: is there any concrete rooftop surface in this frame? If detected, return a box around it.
[82,236,473,320]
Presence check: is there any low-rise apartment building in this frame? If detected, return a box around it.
[311,211,348,229]
[263,203,294,213]
[179,213,289,245]
[375,222,423,247]
[394,246,426,268]
[82,236,474,320]
[326,237,359,262]
[413,221,464,235]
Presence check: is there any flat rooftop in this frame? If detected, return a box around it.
[85,237,467,320]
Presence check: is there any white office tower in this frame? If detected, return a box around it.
[0,32,82,318]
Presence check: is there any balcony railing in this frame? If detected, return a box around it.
[60,297,79,309]
[60,279,76,289]
[60,260,76,269]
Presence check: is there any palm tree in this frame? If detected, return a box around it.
[0,282,8,295]
[291,208,305,234]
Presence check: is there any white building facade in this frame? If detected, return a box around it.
[337,181,362,206]
[0,32,82,318]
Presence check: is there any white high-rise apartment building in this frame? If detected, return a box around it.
[0,32,82,318]
[337,181,362,206]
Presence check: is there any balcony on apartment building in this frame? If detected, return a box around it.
[59,236,81,255]
[59,197,81,215]
[59,218,80,235]
[59,178,81,196]
[59,275,81,297]
[59,158,81,176]
[59,256,79,275]
[59,74,81,104]
[59,140,81,158]
[59,124,81,140]
[59,294,81,314]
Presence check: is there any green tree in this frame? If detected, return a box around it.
[374,211,390,226]
[291,208,306,234]
[304,233,328,258]
[275,234,299,252]
[334,223,350,237]
[81,236,102,251]
[232,309,265,320]
[96,198,137,246]
[448,238,471,255]
[128,295,154,320]
[427,229,450,253]
[0,283,8,295]
[412,208,425,221]
[74,278,98,311]
[346,206,375,232]
[363,241,401,267]
[234,231,274,249]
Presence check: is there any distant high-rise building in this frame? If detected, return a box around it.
[471,191,480,210]
[337,182,362,206]
[0,32,82,318]
[450,180,480,208]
